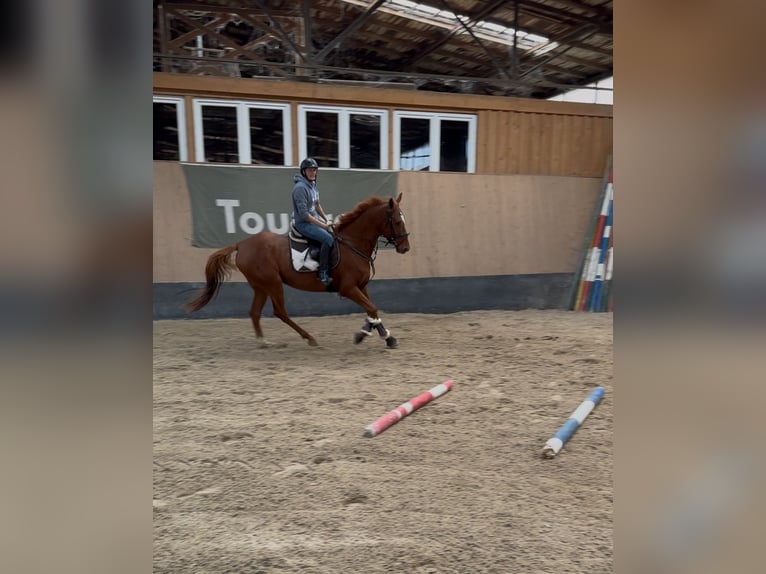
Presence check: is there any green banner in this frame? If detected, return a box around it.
[182,164,399,248]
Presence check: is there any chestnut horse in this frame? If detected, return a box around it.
[184,193,410,347]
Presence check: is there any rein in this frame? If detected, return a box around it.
[334,207,408,279]
[335,234,379,277]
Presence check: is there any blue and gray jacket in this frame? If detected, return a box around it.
[291,174,321,223]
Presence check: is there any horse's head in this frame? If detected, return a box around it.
[385,192,410,254]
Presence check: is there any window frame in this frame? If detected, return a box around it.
[153,96,188,162]
[393,110,477,173]
[297,104,389,169]
[192,99,292,166]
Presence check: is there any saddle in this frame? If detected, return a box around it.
[288,223,339,273]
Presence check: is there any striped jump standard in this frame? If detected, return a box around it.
[589,194,613,311]
[578,176,613,311]
[542,386,605,458]
[569,158,614,313]
[363,380,453,438]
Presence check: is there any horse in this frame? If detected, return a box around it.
[184,193,410,347]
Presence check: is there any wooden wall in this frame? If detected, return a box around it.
[154,73,610,308]
[154,73,612,178]
[478,111,612,176]
[153,162,602,284]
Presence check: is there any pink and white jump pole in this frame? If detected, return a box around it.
[363,380,454,438]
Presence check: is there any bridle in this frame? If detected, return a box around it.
[334,206,409,278]
[382,208,410,249]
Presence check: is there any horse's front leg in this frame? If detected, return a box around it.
[342,286,397,348]
[357,316,397,348]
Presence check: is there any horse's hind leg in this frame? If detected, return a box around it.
[249,289,269,346]
[269,284,318,346]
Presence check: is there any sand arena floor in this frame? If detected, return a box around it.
[154,309,613,573]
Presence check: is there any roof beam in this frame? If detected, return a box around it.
[167,9,290,76]
[303,0,312,55]
[552,52,611,71]
[511,0,520,78]
[315,0,387,63]
[249,0,310,62]
[519,24,600,79]
[577,69,613,87]
[404,0,509,66]
[162,4,310,63]
[536,61,588,78]
[562,38,612,57]
[154,1,611,99]
[438,0,513,80]
[541,0,613,21]
[541,68,613,99]
[162,2,296,17]
[157,53,596,92]
[518,0,611,34]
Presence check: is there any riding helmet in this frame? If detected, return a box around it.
[300,157,319,176]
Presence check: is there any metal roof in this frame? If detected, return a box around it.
[154,0,613,99]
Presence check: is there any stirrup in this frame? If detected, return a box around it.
[318,270,331,285]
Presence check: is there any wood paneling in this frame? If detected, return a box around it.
[475,110,612,176]
[154,162,602,283]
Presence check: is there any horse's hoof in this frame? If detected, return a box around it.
[385,336,398,348]
[307,338,319,347]
[353,332,366,344]
[257,340,287,349]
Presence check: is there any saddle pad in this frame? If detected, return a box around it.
[290,244,319,272]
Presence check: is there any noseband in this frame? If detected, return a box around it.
[384,209,410,248]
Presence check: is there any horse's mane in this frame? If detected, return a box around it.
[334,196,386,233]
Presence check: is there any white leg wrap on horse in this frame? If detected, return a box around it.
[366,316,382,326]
[360,329,373,337]
[380,329,391,339]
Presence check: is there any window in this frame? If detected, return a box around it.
[305,110,339,167]
[440,120,470,172]
[350,113,383,169]
[297,105,388,169]
[249,107,288,165]
[198,102,239,163]
[394,111,476,172]
[153,96,187,161]
[398,117,431,171]
[192,99,292,165]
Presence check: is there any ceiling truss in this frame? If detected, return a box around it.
[153,0,612,99]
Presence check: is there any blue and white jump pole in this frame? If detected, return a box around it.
[542,386,605,458]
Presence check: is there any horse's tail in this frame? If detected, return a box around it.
[184,244,239,313]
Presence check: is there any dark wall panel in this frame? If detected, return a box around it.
[154,274,574,320]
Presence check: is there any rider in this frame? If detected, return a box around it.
[291,157,334,285]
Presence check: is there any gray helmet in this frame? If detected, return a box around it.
[300,157,319,169]
[300,157,319,175]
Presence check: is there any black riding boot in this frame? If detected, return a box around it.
[318,242,331,285]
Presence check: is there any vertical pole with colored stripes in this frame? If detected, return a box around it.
[602,234,614,312]
[590,192,613,311]
[570,160,614,312]
[577,178,612,311]
[568,157,612,310]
